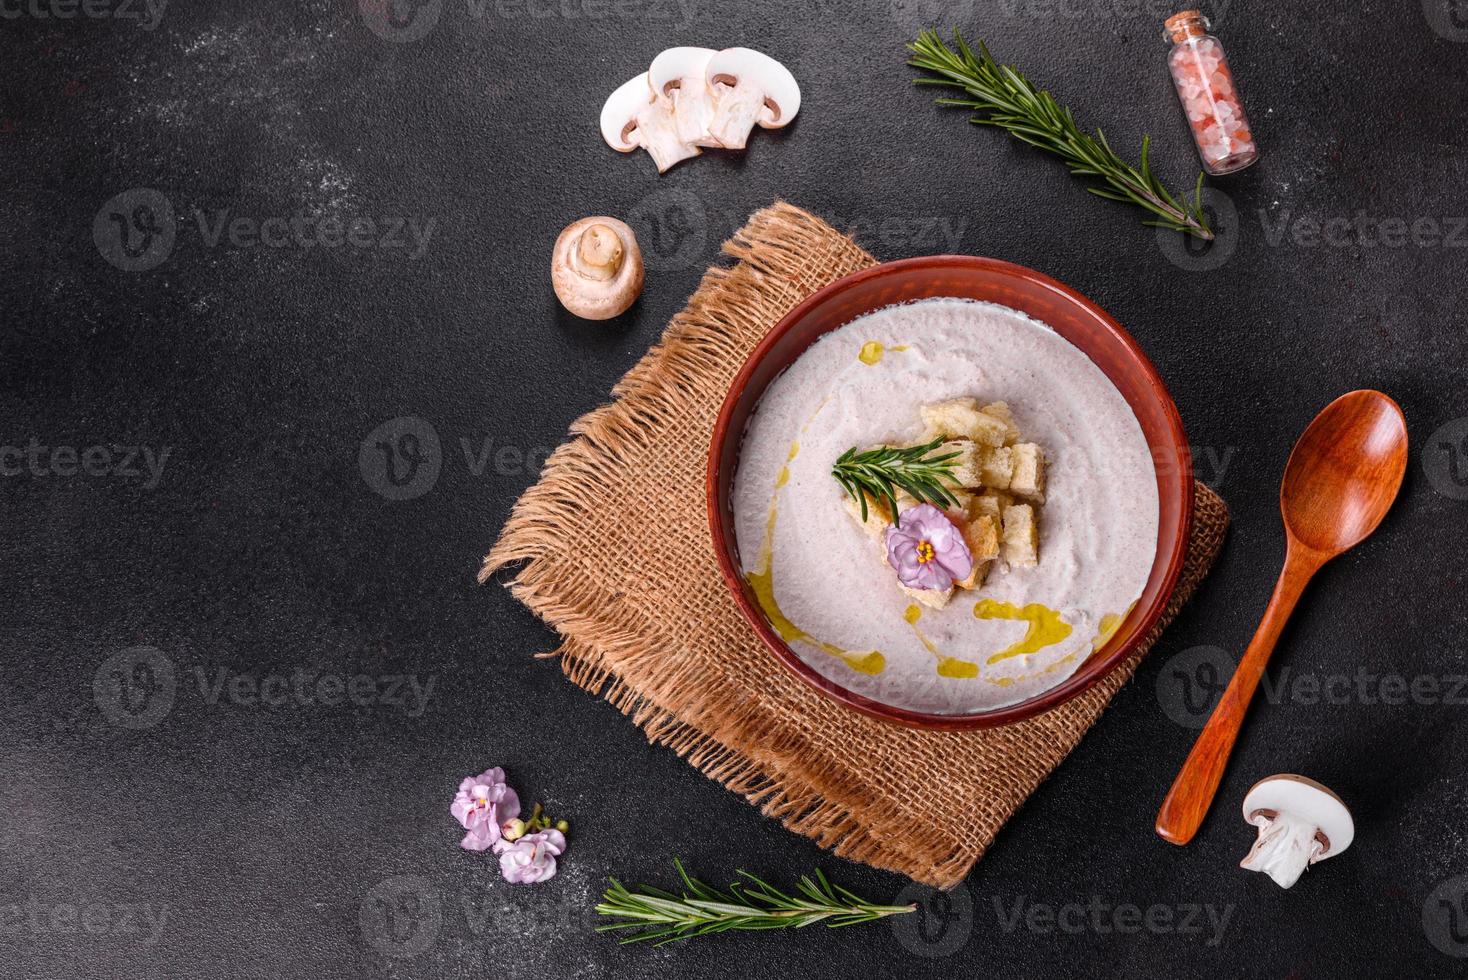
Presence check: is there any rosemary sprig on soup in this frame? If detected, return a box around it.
[831,439,962,523]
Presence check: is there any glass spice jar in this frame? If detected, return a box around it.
[1164,10,1258,175]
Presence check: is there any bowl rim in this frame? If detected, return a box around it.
[706,254,1195,730]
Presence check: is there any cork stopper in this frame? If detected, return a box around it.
[1164,10,1210,43]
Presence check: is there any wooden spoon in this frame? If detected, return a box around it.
[1155,390,1408,846]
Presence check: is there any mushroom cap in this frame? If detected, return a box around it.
[1242,774,1354,860]
[705,47,801,128]
[550,216,644,321]
[599,73,655,151]
[648,46,717,97]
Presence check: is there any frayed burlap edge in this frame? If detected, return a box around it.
[482,202,1230,889]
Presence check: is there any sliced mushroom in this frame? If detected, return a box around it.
[704,47,801,150]
[550,217,643,320]
[648,47,721,148]
[599,73,700,173]
[1239,775,1355,889]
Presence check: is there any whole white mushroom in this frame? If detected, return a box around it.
[550,217,643,320]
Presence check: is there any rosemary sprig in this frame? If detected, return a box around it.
[595,860,916,946]
[908,29,1213,241]
[832,437,961,522]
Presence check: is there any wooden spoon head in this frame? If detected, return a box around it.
[1281,390,1408,557]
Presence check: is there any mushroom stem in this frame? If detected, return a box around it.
[669,81,720,147]
[649,47,721,148]
[634,97,702,172]
[706,77,765,151]
[1240,810,1326,889]
[572,224,623,282]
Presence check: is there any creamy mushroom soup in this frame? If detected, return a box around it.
[732,298,1160,714]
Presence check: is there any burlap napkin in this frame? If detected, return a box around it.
[483,202,1229,889]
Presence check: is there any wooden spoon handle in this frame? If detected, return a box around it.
[1154,545,1322,845]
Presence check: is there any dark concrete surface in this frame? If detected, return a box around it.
[4,0,1468,976]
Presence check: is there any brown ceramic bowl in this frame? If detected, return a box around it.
[706,255,1194,730]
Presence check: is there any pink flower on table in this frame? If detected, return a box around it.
[494,829,566,884]
[884,503,973,591]
[451,767,521,852]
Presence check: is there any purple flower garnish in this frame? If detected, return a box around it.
[494,829,566,884]
[884,503,973,591]
[451,767,521,852]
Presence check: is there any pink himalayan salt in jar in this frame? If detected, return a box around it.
[1165,10,1258,175]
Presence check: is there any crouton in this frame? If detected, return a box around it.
[959,560,994,591]
[921,398,1009,448]
[956,514,1000,590]
[1009,443,1046,502]
[968,493,1009,525]
[968,413,1011,449]
[920,397,977,437]
[980,401,1022,445]
[901,584,954,609]
[961,514,1001,562]
[978,446,1015,490]
[1002,503,1039,567]
[841,491,893,541]
[935,440,983,489]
